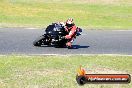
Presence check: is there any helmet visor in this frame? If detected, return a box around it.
[66,23,73,27]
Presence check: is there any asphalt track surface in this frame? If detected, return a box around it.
[0,28,132,55]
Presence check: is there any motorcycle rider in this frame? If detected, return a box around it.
[64,18,77,48]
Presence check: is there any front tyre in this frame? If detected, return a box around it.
[33,36,45,46]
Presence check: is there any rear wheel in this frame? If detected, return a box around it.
[55,40,67,48]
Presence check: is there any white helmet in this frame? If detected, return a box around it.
[66,18,74,27]
[66,18,74,25]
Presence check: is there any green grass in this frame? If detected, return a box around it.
[0,55,132,88]
[0,0,132,29]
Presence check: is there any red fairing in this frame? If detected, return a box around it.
[65,25,77,39]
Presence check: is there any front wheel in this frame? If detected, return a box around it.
[33,35,46,46]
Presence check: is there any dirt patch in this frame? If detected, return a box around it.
[69,0,132,5]
[27,0,132,5]
[79,0,120,4]
[0,79,6,87]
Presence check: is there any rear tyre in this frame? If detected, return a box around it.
[55,40,67,48]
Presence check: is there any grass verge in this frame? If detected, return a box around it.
[0,55,132,88]
[0,0,132,29]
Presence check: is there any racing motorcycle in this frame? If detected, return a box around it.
[33,23,82,48]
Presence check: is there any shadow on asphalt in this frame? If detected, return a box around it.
[35,45,90,49]
[71,45,90,49]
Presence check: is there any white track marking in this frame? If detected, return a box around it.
[111,30,132,31]
[24,28,38,29]
[29,54,132,56]
[0,54,131,57]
